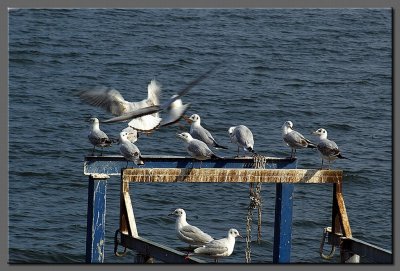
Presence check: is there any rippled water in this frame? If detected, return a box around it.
[8,8,392,263]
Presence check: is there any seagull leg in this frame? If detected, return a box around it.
[100,147,104,156]
[92,146,96,156]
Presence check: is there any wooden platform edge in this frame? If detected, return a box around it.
[122,168,343,184]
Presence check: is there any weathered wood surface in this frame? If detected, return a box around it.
[122,168,343,184]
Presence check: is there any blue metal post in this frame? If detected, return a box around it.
[86,175,108,263]
[273,183,294,263]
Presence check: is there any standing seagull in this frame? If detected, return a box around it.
[192,228,242,263]
[188,114,228,149]
[228,125,255,157]
[79,79,162,132]
[88,117,112,156]
[169,208,214,247]
[312,128,348,169]
[177,132,221,162]
[282,121,316,158]
[119,132,144,167]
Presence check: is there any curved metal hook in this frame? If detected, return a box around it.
[319,227,336,260]
[114,229,128,257]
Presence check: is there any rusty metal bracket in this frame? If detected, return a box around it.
[319,227,336,260]
[114,229,128,257]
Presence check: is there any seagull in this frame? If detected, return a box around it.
[176,132,221,162]
[79,79,162,132]
[94,65,220,129]
[88,117,112,156]
[192,228,242,263]
[282,120,316,158]
[312,128,348,169]
[119,132,144,167]
[160,95,191,127]
[188,114,228,150]
[169,208,214,247]
[228,125,255,157]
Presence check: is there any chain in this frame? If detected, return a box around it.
[245,154,267,263]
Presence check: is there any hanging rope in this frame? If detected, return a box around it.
[245,154,267,263]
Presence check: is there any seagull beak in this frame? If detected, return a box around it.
[168,212,175,216]
[176,133,183,139]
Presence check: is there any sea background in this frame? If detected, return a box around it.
[8,8,392,263]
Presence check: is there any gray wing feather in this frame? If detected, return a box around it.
[188,141,214,158]
[79,87,128,116]
[284,131,309,148]
[318,139,340,157]
[195,239,228,255]
[180,225,213,243]
[235,126,254,147]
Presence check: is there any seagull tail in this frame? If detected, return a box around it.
[247,147,256,153]
[211,154,223,159]
[214,143,228,150]
[337,153,349,160]
[307,142,317,149]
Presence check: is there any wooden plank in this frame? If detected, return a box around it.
[336,192,352,238]
[122,168,342,184]
[123,191,138,238]
[120,234,206,263]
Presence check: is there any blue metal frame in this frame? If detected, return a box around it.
[84,155,297,263]
[86,175,108,263]
[273,183,294,263]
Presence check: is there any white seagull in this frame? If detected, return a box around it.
[119,132,144,167]
[193,228,242,263]
[312,128,348,169]
[88,117,112,156]
[169,208,214,247]
[188,114,228,149]
[79,79,162,132]
[282,120,316,158]
[228,125,255,156]
[177,132,221,161]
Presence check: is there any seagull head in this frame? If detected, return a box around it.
[312,128,328,139]
[228,126,236,136]
[168,208,186,218]
[89,117,99,123]
[283,120,293,129]
[177,132,192,142]
[228,228,243,239]
[188,114,200,124]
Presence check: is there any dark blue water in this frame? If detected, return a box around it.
[8,9,392,263]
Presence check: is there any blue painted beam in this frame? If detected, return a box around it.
[273,183,295,263]
[86,175,108,263]
[84,155,297,176]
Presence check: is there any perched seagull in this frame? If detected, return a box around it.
[177,132,221,161]
[88,117,112,156]
[188,114,228,149]
[119,132,144,167]
[312,128,348,169]
[121,126,139,144]
[228,125,255,157]
[93,65,220,129]
[160,95,191,127]
[169,208,214,247]
[282,121,316,158]
[192,228,242,263]
[79,79,162,132]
